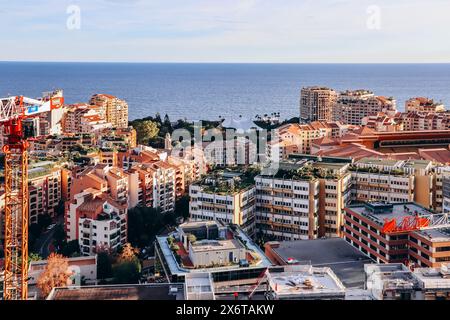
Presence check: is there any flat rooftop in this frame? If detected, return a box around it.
[356,158,401,167]
[415,228,450,243]
[156,226,272,276]
[347,202,433,226]
[365,263,407,274]
[180,220,221,231]
[267,265,346,299]
[190,239,241,252]
[47,284,184,300]
[414,266,450,289]
[365,264,419,292]
[268,238,372,288]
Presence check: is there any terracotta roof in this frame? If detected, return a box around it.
[313,136,339,146]
[418,148,450,164]
[317,143,385,161]
[78,198,105,213]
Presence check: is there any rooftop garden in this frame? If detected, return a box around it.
[348,165,406,176]
[263,165,338,181]
[199,167,260,195]
[166,227,262,270]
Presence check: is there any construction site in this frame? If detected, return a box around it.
[0,91,64,300]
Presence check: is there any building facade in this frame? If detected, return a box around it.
[89,94,129,129]
[332,90,397,126]
[300,86,337,122]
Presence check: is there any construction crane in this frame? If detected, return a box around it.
[0,92,63,300]
[248,268,269,300]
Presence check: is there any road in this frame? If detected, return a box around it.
[32,215,64,258]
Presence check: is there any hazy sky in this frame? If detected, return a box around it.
[1,0,449,63]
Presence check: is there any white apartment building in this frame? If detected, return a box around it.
[66,188,127,255]
[255,174,319,241]
[202,138,257,167]
[189,173,256,236]
[78,200,127,256]
[255,159,353,241]
[350,158,415,204]
[149,161,176,213]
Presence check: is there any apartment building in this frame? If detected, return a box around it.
[255,157,352,241]
[89,94,129,129]
[189,172,256,236]
[267,122,334,162]
[362,111,450,132]
[99,148,118,167]
[63,104,107,134]
[343,202,450,267]
[35,89,65,136]
[350,158,435,208]
[59,133,96,151]
[202,137,257,167]
[69,164,129,207]
[255,169,318,241]
[80,113,111,133]
[333,90,397,125]
[300,86,338,122]
[98,127,137,149]
[66,188,127,255]
[168,156,197,198]
[155,221,272,285]
[131,161,176,213]
[402,111,450,131]
[406,97,445,113]
[28,165,62,224]
[350,158,415,204]
[362,112,404,132]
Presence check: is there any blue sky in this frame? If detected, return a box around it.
[1,0,449,62]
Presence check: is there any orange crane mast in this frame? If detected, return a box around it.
[1,93,63,300]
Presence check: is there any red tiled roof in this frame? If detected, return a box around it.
[419,148,450,164]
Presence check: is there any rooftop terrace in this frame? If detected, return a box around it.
[156,225,272,277]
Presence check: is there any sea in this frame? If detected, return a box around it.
[1,62,450,121]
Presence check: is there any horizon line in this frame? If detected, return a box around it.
[2,60,450,65]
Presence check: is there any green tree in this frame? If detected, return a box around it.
[187,234,197,244]
[37,214,52,231]
[55,200,65,217]
[162,114,173,134]
[97,251,113,280]
[112,260,141,284]
[53,224,66,249]
[133,120,160,145]
[155,113,162,124]
[127,206,165,248]
[60,240,80,257]
[174,195,190,219]
[29,253,43,262]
